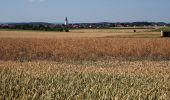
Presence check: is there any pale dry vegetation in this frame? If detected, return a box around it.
[0,29,159,38]
[0,29,170,99]
[70,29,152,33]
[0,38,170,61]
[1,59,170,77]
[0,60,170,99]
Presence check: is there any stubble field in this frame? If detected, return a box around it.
[0,29,170,99]
[0,28,158,38]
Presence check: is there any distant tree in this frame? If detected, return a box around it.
[64,27,69,32]
[0,24,67,32]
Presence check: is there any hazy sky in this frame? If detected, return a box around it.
[0,0,170,23]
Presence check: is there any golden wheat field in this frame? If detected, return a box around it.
[0,29,170,99]
[0,38,170,61]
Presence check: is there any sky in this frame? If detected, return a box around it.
[0,0,170,23]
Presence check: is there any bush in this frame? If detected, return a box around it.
[64,28,69,32]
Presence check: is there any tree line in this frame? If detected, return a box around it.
[0,24,69,32]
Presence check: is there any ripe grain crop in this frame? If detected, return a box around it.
[0,59,170,77]
[0,38,170,61]
[0,60,170,99]
[1,29,169,99]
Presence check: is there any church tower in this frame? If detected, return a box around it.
[65,17,68,26]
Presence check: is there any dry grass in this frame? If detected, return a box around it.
[0,38,170,61]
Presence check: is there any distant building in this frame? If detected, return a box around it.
[65,17,68,26]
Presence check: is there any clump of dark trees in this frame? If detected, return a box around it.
[0,24,69,32]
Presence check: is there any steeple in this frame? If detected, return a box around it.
[65,17,68,26]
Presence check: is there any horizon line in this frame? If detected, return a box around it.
[0,21,169,24]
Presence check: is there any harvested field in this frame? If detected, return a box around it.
[0,38,170,61]
[70,29,152,33]
[0,29,159,38]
